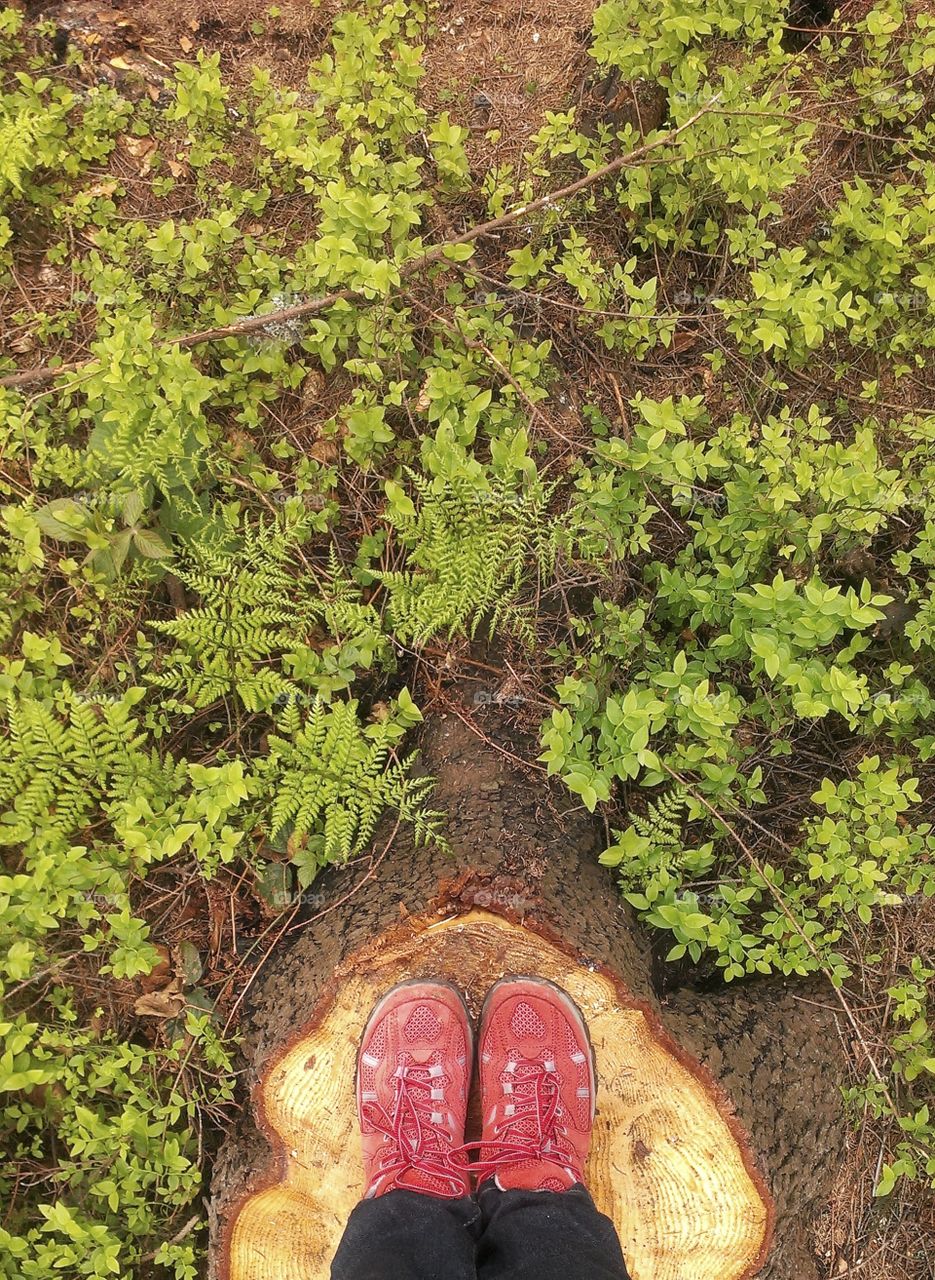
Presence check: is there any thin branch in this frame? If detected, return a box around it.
[1,101,718,392]
[139,1214,200,1263]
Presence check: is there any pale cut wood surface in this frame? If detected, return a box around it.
[223,910,770,1280]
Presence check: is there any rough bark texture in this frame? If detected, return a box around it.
[209,698,846,1280]
[664,983,846,1280]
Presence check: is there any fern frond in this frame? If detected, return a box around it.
[632,785,690,849]
[149,516,388,711]
[254,696,443,882]
[379,471,554,646]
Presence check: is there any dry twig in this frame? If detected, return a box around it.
[1,101,718,392]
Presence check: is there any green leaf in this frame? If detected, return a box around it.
[34,499,88,542]
[110,528,133,573]
[395,686,423,724]
[442,242,475,262]
[385,479,416,517]
[121,490,145,527]
[133,528,173,559]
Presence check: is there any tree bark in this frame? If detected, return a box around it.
[664,982,846,1280]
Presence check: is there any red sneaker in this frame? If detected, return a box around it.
[357,979,472,1199]
[475,976,596,1192]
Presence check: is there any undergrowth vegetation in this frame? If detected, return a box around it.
[1,0,934,1272]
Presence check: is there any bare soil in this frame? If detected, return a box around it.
[421,0,596,173]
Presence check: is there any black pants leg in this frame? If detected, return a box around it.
[330,1190,480,1280]
[476,1184,631,1280]
[330,1185,630,1280]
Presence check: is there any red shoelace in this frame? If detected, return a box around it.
[462,1056,583,1181]
[362,1062,468,1196]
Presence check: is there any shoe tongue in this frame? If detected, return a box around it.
[394,1052,448,1156]
[399,1050,448,1084]
[507,1055,556,1140]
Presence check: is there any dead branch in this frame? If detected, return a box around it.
[1,102,717,393]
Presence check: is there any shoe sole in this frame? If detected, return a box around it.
[479,974,598,1122]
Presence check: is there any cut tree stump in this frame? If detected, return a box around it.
[210,693,845,1280]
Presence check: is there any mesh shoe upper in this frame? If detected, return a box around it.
[475,977,595,1192]
[357,981,472,1198]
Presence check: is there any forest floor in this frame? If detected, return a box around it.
[6,1,935,1277]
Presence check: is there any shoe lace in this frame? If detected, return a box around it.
[467,1055,582,1180]
[362,1062,468,1196]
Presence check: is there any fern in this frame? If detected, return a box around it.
[0,91,70,201]
[601,785,724,923]
[253,695,444,886]
[0,687,146,849]
[600,785,695,887]
[631,786,689,852]
[380,471,556,645]
[0,107,43,197]
[149,518,388,712]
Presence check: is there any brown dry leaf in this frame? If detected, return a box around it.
[667,328,701,355]
[139,943,172,993]
[188,18,200,31]
[86,178,120,199]
[286,830,309,860]
[122,136,157,177]
[308,439,338,465]
[123,135,155,159]
[207,888,226,960]
[82,32,102,46]
[9,333,36,354]
[108,55,134,70]
[134,981,185,1019]
[147,83,161,101]
[167,157,188,179]
[179,35,193,53]
[301,369,326,402]
[175,939,204,988]
[226,428,253,460]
